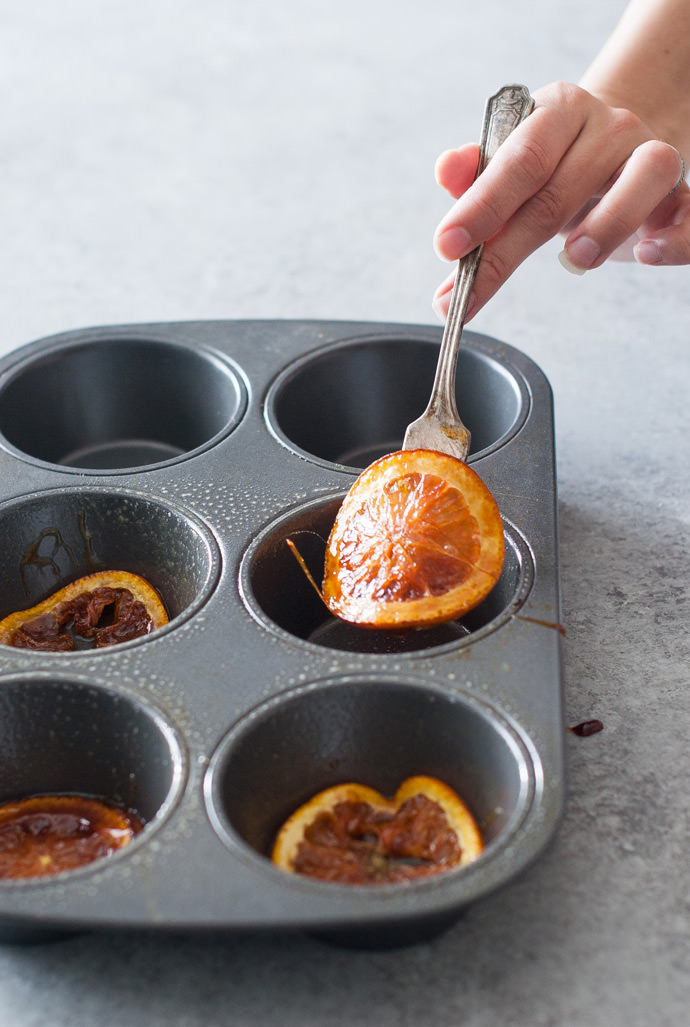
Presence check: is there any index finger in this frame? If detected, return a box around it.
[433,84,595,260]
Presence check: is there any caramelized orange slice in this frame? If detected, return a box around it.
[271,775,483,885]
[323,449,504,629]
[0,795,143,879]
[0,570,169,651]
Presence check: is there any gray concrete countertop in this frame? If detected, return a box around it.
[0,2,688,1024]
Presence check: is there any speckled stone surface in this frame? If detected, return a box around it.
[0,2,689,1024]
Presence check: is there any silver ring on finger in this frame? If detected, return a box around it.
[668,147,686,194]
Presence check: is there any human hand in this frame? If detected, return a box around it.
[432,82,690,321]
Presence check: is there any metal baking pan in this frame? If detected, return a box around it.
[0,319,563,947]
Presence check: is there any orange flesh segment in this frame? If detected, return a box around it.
[333,471,481,600]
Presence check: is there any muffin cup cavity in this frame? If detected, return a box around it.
[0,336,247,472]
[265,334,529,470]
[240,495,533,654]
[205,678,534,871]
[0,674,185,876]
[0,488,220,650]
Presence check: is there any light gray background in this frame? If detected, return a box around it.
[1,2,688,1024]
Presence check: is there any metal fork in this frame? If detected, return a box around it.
[402,84,535,461]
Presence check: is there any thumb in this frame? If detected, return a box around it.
[434,143,480,199]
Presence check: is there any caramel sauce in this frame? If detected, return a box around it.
[9,587,153,651]
[0,795,143,880]
[515,614,566,636]
[19,527,75,595]
[293,794,461,884]
[568,719,604,737]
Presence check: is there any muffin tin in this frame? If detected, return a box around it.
[0,319,563,946]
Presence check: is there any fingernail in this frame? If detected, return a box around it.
[434,225,473,260]
[564,235,601,270]
[634,239,663,265]
[558,249,586,276]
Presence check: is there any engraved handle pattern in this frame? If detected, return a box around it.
[478,84,535,173]
[403,84,534,461]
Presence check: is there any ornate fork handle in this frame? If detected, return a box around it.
[402,84,535,461]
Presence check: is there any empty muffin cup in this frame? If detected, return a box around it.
[0,335,247,471]
[205,677,534,872]
[0,674,185,875]
[265,334,529,469]
[240,495,533,654]
[0,487,220,650]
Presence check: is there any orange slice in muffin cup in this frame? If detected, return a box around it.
[0,570,168,651]
[0,795,143,880]
[271,775,483,885]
